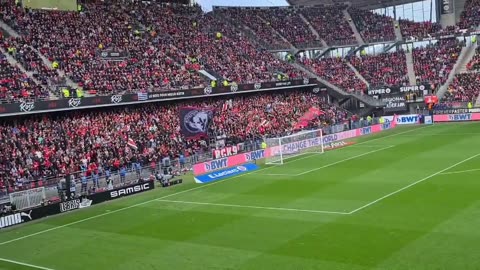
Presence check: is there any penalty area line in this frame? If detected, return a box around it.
[157,199,350,215]
[439,168,480,175]
[0,257,55,270]
[349,153,480,214]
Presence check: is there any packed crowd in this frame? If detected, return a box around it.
[301,57,367,93]
[0,1,304,96]
[215,8,292,50]
[399,19,442,39]
[467,47,480,70]
[254,8,320,48]
[349,51,408,87]
[0,90,347,192]
[443,73,480,102]
[459,0,480,29]
[3,37,63,89]
[413,39,463,87]
[300,5,356,46]
[349,8,395,43]
[0,53,47,103]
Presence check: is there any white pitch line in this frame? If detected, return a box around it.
[0,257,55,270]
[0,125,429,246]
[440,168,480,175]
[158,199,350,215]
[349,153,480,214]
[296,145,395,176]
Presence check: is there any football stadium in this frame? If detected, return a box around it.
[1,0,480,269]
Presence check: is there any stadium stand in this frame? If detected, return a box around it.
[215,8,292,50]
[398,19,442,39]
[0,90,347,192]
[467,47,480,70]
[300,57,368,93]
[349,7,395,43]
[459,0,480,29]
[349,51,408,87]
[253,8,321,48]
[300,4,357,46]
[443,73,480,102]
[0,53,46,103]
[412,39,464,87]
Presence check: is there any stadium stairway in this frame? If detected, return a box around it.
[0,47,54,98]
[343,9,365,45]
[292,62,385,108]
[31,47,81,93]
[457,43,478,73]
[393,20,403,42]
[405,51,417,85]
[255,15,297,49]
[346,61,370,88]
[0,21,80,93]
[436,45,474,99]
[298,13,328,48]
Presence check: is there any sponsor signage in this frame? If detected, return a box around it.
[0,211,32,229]
[398,114,420,125]
[109,182,153,199]
[0,181,154,230]
[439,0,453,14]
[433,113,480,122]
[213,145,239,159]
[193,119,398,175]
[194,163,259,184]
[425,115,433,125]
[99,49,130,60]
[60,199,81,213]
[382,95,407,112]
[368,84,430,96]
[0,78,317,117]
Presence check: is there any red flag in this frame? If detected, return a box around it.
[127,138,138,150]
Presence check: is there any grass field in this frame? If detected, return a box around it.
[1,123,480,270]
[22,0,76,11]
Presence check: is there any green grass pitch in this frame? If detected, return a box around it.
[22,0,76,11]
[1,123,480,270]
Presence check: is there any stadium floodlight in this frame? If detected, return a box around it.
[265,129,324,165]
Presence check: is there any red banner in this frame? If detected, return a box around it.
[294,107,324,130]
[212,145,239,159]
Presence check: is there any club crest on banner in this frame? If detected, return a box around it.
[230,84,238,92]
[204,86,212,95]
[180,107,214,138]
[303,78,310,85]
[254,83,261,90]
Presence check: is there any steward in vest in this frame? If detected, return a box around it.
[222,80,229,87]
[210,80,216,88]
[52,61,59,69]
[76,88,84,98]
[62,88,70,98]
[261,141,267,149]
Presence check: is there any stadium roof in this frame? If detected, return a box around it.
[288,0,421,10]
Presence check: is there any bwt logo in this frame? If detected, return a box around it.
[204,158,228,171]
[382,122,392,130]
[448,114,472,121]
[245,150,265,161]
[399,115,418,123]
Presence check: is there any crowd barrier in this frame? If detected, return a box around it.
[193,120,396,176]
[0,180,155,230]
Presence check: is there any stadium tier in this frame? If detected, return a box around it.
[2,0,480,269]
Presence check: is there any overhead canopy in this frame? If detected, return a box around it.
[288,0,424,10]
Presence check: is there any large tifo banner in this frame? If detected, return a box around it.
[193,121,397,176]
[179,107,214,139]
[433,113,480,122]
